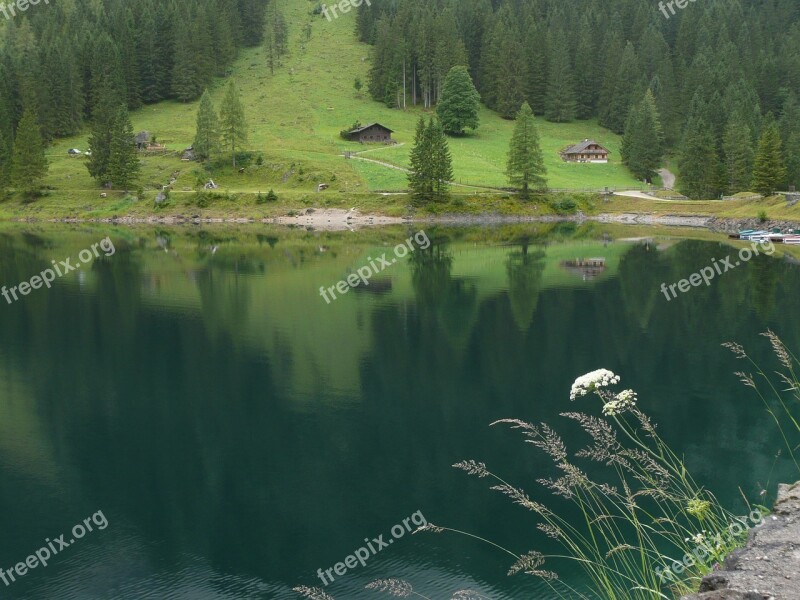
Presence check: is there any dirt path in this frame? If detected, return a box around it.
[659,168,676,190]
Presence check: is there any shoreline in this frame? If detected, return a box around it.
[5,210,798,234]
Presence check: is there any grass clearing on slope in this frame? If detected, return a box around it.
[0,0,643,219]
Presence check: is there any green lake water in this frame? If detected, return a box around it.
[0,222,797,599]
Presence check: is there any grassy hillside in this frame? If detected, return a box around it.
[13,0,644,219]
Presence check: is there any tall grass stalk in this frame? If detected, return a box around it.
[724,331,800,474]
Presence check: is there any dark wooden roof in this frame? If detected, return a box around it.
[348,122,394,134]
[561,140,610,155]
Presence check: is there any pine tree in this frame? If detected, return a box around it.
[785,131,800,192]
[193,89,221,161]
[87,83,122,185]
[10,109,48,196]
[107,106,141,190]
[0,129,9,195]
[219,80,248,168]
[408,116,432,205]
[621,90,664,183]
[408,117,453,204]
[436,66,481,135]
[428,118,454,202]
[752,121,788,195]
[172,19,203,101]
[678,119,722,200]
[722,117,754,193]
[506,102,547,198]
[544,32,577,123]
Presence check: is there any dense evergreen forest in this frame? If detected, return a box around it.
[359,0,800,194]
[0,0,266,145]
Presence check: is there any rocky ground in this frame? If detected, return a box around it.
[681,482,800,600]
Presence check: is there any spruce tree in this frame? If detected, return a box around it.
[408,117,433,205]
[678,119,722,200]
[172,20,203,102]
[87,84,122,185]
[193,89,221,160]
[219,80,248,168]
[107,106,141,190]
[0,129,9,195]
[621,90,664,182]
[785,131,800,191]
[544,32,577,123]
[722,117,754,194]
[10,109,48,196]
[436,66,481,135]
[428,118,454,202]
[506,102,547,198]
[752,121,787,195]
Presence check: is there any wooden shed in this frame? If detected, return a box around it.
[345,123,394,144]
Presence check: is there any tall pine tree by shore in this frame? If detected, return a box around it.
[0,129,9,195]
[219,80,248,168]
[408,117,453,205]
[506,102,547,198]
[193,89,221,161]
[107,106,141,190]
[10,109,48,197]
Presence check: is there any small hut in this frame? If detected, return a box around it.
[344,123,394,144]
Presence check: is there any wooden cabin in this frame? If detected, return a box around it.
[345,123,394,144]
[560,140,610,163]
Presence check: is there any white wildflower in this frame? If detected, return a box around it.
[602,389,637,416]
[569,369,621,400]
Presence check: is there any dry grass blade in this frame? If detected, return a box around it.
[508,551,559,579]
[722,341,747,359]
[453,460,490,478]
[761,330,792,369]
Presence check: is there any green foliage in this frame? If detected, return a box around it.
[107,106,141,190]
[506,102,548,198]
[752,121,787,195]
[408,117,453,205]
[10,109,48,196]
[544,32,577,123]
[552,196,577,214]
[219,80,248,168]
[723,116,754,194]
[758,210,768,223]
[257,189,278,204]
[340,120,362,140]
[678,118,722,199]
[621,90,664,182]
[193,89,221,161]
[436,66,481,135]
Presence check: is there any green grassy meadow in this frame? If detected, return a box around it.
[2,0,650,219]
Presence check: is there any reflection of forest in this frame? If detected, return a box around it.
[0,227,798,594]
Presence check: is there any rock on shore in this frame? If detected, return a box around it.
[681,482,800,600]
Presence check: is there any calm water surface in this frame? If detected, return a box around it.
[0,223,797,599]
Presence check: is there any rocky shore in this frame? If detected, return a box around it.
[681,482,800,600]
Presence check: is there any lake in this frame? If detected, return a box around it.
[0,222,797,599]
